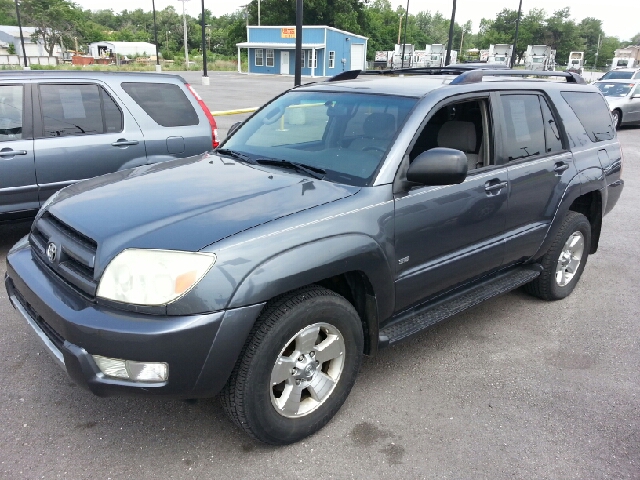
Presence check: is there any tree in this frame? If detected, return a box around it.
[21,0,82,56]
[631,32,640,45]
[0,0,16,25]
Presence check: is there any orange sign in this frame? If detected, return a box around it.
[281,28,296,38]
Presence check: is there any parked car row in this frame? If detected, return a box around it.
[2,66,626,445]
[0,71,218,221]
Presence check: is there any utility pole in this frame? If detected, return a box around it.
[177,0,190,70]
[295,0,303,86]
[397,14,403,45]
[152,0,161,72]
[14,0,28,69]
[594,34,602,70]
[511,0,523,68]
[201,0,208,84]
[400,0,409,68]
[445,0,456,66]
[258,0,261,26]
[459,29,465,62]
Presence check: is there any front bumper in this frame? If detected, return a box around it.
[6,241,264,398]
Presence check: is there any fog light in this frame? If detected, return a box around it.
[93,355,168,382]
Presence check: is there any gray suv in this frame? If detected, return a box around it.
[5,68,624,445]
[0,71,218,221]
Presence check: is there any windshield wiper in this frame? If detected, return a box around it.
[255,158,325,180]
[215,148,256,164]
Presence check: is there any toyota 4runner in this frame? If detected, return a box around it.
[5,67,624,445]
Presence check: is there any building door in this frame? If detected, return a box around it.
[280,51,290,75]
[350,44,365,70]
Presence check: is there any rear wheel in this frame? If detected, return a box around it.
[524,211,591,300]
[220,286,363,445]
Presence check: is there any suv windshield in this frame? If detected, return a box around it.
[222,91,417,186]
[600,71,634,80]
[596,82,633,97]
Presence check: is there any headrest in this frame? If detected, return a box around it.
[437,121,477,152]
[363,113,396,139]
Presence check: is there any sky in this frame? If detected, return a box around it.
[73,0,638,41]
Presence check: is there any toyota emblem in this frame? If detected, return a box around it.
[46,242,57,262]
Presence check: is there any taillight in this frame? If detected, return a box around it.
[185,83,219,149]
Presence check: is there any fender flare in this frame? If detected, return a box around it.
[227,234,395,324]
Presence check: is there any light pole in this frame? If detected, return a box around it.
[13,0,28,69]
[511,0,523,68]
[177,0,190,70]
[166,30,171,49]
[201,0,208,84]
[445,0,456,66]
[400,0,409,68]
[152,0,161,71]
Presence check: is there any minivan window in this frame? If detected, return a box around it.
[561,91,615,142]
[121,82,198,127]
[500,94,546,161]
[0,85,23,142]
[41,84,104,137]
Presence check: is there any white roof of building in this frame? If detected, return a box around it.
[0,25,38,42]
[89,41,157,49]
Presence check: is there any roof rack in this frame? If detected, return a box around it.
[326,64,510,82]
[327,67,586,85]
[450,69,586,85]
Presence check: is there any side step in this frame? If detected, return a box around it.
[378,266,541,348]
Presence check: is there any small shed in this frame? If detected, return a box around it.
[88,41,157,58]
[236,26,367,77]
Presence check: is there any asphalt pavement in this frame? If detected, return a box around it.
[0,73,638,479]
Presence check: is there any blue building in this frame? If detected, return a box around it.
[236,26,368,77]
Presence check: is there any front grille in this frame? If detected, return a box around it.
[12,285,65,351]
[30,212,98,298]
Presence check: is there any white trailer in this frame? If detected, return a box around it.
[566,51,584,75]
[487,44,513,66]
[611,46,640,70]
[392,44,415,69]
[525,45,556,71]
[374,50,394,69]
[412,44,457,67]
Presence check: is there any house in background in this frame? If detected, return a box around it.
[0,25,62,57]
[88,41,158,58]
[236,25,368,77]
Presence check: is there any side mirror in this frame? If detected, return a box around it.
[227,122,242,137]
[406,148,468,186]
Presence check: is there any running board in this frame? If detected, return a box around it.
[378,266,541,348]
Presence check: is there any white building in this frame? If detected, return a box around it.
[88,41,157,58]
[0,25,62,57]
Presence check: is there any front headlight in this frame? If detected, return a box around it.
[96,249,216,306]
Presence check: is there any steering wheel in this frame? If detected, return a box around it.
[362,146,385,153]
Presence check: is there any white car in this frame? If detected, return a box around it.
[595,79,640,127]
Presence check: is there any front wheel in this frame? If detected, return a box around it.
[220,286,363,445]
[612,109,622,129]
[524,211,591,300]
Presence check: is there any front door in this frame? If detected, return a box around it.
[0,83,38,217]
[394,97,508,312]
[33,82,147,204]
[280,51,290,75]
[627,84,640,122]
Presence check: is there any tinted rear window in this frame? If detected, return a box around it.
[121,82,198,127]
[560,91,614,142]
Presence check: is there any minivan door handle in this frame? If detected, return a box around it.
[554,161,570,174]
[0,149,28,157]
[111,139,139,147]
[484,180,508,193]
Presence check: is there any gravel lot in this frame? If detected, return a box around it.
[0,72,638,479]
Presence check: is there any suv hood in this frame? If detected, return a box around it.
[48,154,359,268]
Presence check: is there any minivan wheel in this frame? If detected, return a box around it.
[220,286,363,445]
[524,211,591,300]
[612,109,621,129]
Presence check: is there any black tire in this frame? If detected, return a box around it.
[220,285,364,445]
[612,109,622,129]
[524,211,591,300]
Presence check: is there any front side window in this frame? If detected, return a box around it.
[255,49,264,66]
[561,91,615,142]
[223,91,417,186]
[266,49,274,67]
[41,84,104,137]
[0,84,23,142]
[500,94,546,162]
[329,51,335,68]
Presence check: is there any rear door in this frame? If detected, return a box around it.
[0,82,38,217]
[498,92,574,265]
[33,81,147,203]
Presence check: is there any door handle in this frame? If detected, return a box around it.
[554,162,570,174]
[111,139,139,147]
[484,181,508,193]
[0,149,27,157]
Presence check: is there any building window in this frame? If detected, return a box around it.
[255,49,264,66]
[305,50,317,69]
[266,49,274,67]
[329,51,335,68]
